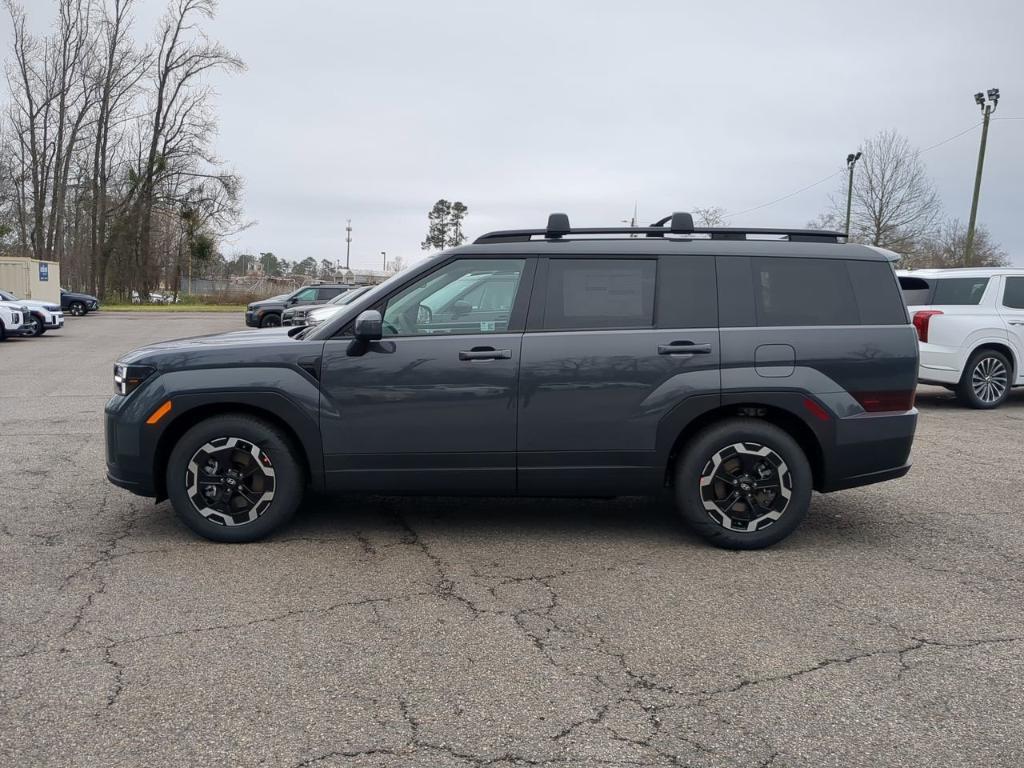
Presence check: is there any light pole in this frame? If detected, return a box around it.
[965,88,999,263]
[844,151,862,239]
[381,250,387,271]
[345,219,352,270]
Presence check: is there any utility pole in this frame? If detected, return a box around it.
[844,151,862,239]
[381,250,387,271]
[345,219,352,270]
[965,88,1000,264]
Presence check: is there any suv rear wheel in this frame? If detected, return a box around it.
[674,419,812,550]
[166,414,304,542]
[956,349,1011,409]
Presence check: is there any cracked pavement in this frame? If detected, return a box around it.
[2,312,1023,767]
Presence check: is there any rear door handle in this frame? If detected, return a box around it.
[658,341,712,356]
[1009,321,1024,326]
[459,346,512,361]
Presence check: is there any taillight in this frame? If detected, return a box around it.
[852,390,917,413]
[912,310,943,343]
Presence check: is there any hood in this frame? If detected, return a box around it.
[118,326,311,369]
[63,290,98,301]
[0,300,30,312]
[15,299,61,311]
[248,293,290,309]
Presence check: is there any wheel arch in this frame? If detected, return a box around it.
[661,400,826,492]
[152,401,318,501]
[967,341,1018,381]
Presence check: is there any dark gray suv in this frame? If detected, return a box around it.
[105,213,918,549]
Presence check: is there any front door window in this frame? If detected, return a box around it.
[381,259,525,336]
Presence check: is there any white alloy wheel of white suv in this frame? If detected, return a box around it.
[898,268,1024,409]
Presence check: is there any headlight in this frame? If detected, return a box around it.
[114,364,155,395]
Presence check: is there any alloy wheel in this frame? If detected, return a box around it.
[971,356,1008,404]
[185,437,276,526]
[699,442,793,532]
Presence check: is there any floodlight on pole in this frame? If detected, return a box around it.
[965,87,1000,263]
[844,151,862,239]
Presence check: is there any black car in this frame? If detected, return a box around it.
[245,283,350,328]
[61,288,100,316]
[106,213,918,549]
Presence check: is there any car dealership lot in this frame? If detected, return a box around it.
[1,313,1022,768]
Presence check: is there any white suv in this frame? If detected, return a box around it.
[898,268,1024,408]
[0,301,33,340]
[0,289,64,336]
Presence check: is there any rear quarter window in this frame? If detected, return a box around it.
[1001,276,1024,309]
[931,277,990,305]
[898,276,932,306]
[718,256,909,327]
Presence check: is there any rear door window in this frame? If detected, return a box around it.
[655,255,717,328]
[932,277,989,305]
[542,259,656,330]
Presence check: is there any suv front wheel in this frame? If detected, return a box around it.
[956,349,1011,409]
[674,419,812,550]
[166,414,304,542]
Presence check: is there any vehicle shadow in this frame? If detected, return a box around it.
[915,384,1024,410]
[272,490,886,551]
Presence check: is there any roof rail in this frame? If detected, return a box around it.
[474,212,845,244]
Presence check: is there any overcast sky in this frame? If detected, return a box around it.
[7,0,1024,267]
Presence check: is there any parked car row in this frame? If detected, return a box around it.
[0,286,100,340]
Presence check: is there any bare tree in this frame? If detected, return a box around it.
[132,0,243,296]
[4,0,97,262]
[89,0,148,295]
[829,129,941,255]
[908,219,1008,269]
[693,206,727,227]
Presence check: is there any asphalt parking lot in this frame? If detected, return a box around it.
[1,313,1022,768]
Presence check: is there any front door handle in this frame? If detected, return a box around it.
[658,341,712,356]
[459,346,512,361]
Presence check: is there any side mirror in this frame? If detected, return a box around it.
[353,309,383,341]
[451,300,472,318]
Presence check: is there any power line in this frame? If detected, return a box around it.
[918,121,982,154]
[727,167,845,220]
[726,121,991,222]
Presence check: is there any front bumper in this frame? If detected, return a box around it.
[11,320,36,336]
[44,313,65,329]
[89,300,100,311]
[245,310,260,327]
[105,395,159,498]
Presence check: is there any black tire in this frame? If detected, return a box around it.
[69,301,86,316]
[28,314,44,336]
[166,414,304,542]
[674,418,812,550]
[259,313,281,328]
[956,349,1011,409]
[0,320,5,341]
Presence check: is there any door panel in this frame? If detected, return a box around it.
[998,275,1024,383]
[517,328,721,494]
[320,334,522,493]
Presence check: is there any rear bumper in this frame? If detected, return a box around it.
[918,344,962,385]
[819,409,917,493]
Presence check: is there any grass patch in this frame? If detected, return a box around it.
[103,304,246,313]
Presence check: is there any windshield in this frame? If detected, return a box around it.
[328,286,371,305]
